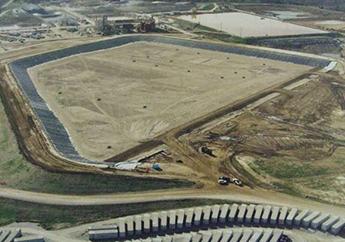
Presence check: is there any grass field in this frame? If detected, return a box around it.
[0,198,227,229]
[0,99,193,194]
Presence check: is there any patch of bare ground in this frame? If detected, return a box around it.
[181,72,345,204]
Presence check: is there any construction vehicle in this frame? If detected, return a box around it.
[136,17,155,33]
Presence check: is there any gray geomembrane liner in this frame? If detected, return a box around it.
[9,35,331,165]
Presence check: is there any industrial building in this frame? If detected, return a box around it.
[96,16,156,35]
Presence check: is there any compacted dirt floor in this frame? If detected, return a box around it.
[29,42,311,161]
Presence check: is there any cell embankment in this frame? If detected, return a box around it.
[9,35,331,165]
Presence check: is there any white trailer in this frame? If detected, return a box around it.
[220,230,233,242]
[210,230,222,242]
[169,210,177,230]
[253,205,264,225]
[269,207,280,226]
[229,230,242,242]
[249,230,263,242]
[89,229,119,241]
[245,204,255,224]
[302,211,320,228]
[143,213,151,234]
[135,215,143,236]
[126,216,134,236]
[194,207,203,227]
[228,204,239,223]
[285,208,298,226]
[259,229,273,242]
[270,230,283,242]
[240,229,253,242]
[160,211,168,231]
[311,213,330,230]
[321,216,339,232]
[185,208,194,228]
[294,209,310,226]
[237,204,247,224]
[176,209,185,230]
[118,218,126,238]
[4,229,21,242]
[200,231,212,242]
[14,236,44,242]
[278,207,288,226]
[211,205,221,224]
[219,204,230,224]
[331,218,345,235]
[152,212,159,233]
[261,206,271,225]
[202,206,212,226]
[192,232,202,242]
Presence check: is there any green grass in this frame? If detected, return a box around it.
[202,32,249,44]
[0,94,193,195]
[9,170,194,195]
[271,181,300,197]
[173,18,221,33]
[301,177,334,191]
[253,159,330,179]
[0,198,228,230]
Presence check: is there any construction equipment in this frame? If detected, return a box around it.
[137,17,155,33]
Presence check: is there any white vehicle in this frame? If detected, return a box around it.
[232,178,243,186]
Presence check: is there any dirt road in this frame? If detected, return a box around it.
[1,186,345,217]
[1,0,14,9]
